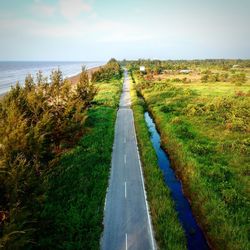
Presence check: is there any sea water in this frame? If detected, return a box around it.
[0,61,105,95]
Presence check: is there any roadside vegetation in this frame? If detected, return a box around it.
[130,80,186,249]
[0,59,122,249]
[125,59,250,250]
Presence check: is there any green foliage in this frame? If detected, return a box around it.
[92,58,122,82]
[0,67,100,249]
[201,72,228,83]
[183,96,250,132]
[123,59,250,72]
[76,67,97,104]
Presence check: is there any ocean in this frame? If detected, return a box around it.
[0,61,105,95]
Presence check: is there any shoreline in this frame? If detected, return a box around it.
[68,66,101,84]
[0,65,102,100]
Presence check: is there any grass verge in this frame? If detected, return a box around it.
[134,77,249,250]
[37,79,122,250]
[130,80,187,250]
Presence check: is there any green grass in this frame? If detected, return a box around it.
[174,82,250,97]
[134,74,250,250]
[37,79,122,249]
[130,80,186,250]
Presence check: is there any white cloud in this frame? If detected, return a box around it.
[0,17,89,38]
[31,0,92,19]
[59,0,92,20]
[0,13,153,45]
[32,0,55,16]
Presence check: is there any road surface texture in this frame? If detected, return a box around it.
[101,70,156,250]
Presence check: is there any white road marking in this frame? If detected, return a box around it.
[124,137,126,143]
[126,233,128,250]
[104,194,107,211]
[125,181,127,199]
[124,154,126,165]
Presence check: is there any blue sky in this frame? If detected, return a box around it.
[0,0,249,60]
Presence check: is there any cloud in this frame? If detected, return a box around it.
[0,12,152,45]
[0,17,89,38]
[32,0,55,16]
[31,0,92,19]
[59,0,92,20]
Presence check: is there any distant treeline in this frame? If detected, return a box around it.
[122,59,249,85]
[0,59,121,249]
[121,59,250,72]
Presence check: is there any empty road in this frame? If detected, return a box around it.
[101,70,155,250]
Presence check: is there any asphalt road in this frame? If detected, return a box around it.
[101,70,155,250]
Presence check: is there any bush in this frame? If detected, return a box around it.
[220,72,229,82]
[174,122,196,140]
[230,73,247,85]
[160,105,176,113]
[201,74,209,83]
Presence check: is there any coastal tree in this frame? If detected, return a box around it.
[0,67,98,249]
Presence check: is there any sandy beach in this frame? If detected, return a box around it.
[68,66,100,84]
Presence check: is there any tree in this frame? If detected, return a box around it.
[92,58,122,82]
[0,67,99,249]
[75,67,97,107]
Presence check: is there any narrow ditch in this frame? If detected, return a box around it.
[144,111,210,250]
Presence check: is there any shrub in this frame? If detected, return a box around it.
[201,74,209,83]
[220,72,229,82]
[160,105,176,113]
[174,122,196,140]
[230,73,247,84]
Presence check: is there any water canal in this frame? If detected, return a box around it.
[144,111,209,250]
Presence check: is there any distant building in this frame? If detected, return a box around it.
[140,66,146,72]
[180,69,192,74]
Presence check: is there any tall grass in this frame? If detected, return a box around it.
[130,80,186,250]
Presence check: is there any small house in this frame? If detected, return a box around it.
[140,66,146,72]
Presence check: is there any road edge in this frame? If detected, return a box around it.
[129,73,157,250]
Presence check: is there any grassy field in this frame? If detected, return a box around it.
[130,62,250,250]
[130,79,186,250]
[37,79,122,249]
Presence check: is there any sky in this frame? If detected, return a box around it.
[0,0,249,61]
